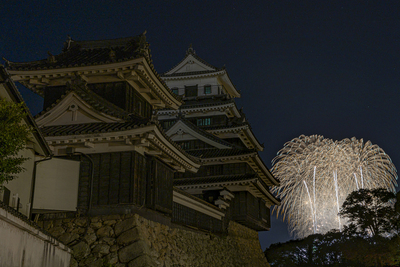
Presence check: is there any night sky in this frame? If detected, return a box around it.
[2,1,400,249]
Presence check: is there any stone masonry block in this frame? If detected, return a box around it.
[118,240,147,263]
[117,227,140,246]
[115,217,136,236]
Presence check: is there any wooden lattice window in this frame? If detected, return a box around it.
[197,117,211,126]
[204,85,211,94]
[171,88,179,95]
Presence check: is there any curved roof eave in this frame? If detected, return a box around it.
[8,58,183,110]
[0,66,51,156]
[152,125,201,172]
[253,154,280,186]
[166,119,233,149]
[43,122,200,173]
[204,123,264,151]
[197,151,279,186]
[140,58,182,110]
[217,71,241,98]
[253,180,281,206]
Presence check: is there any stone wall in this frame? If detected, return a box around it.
[39,213,269,267]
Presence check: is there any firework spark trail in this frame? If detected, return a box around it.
[313,166,317,233]
[354,173,359,190]
[271,135,397,238]
[360,166,364,188]
[303,180,315,234]
[333,170,341,231]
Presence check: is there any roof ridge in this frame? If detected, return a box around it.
[65,36,138,50]
[161,69,225,78]
[41,120,151,136]
[6,32,147,71]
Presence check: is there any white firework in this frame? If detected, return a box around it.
[271,135,397,238]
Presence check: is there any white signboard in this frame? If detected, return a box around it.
[33,158,80,212]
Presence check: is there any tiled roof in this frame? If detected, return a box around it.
[187,148,256,159]
[168,118,233,148]
[174,173,258,186]
[40,120,201,165]
[162,69,224,77]
[201,121,249,131]
[6,35,146,71]
[182,98,235,109]
[41,120,150,137]
[159,97,234,112]
[175,174,280,205]
[202,121,265,150]
[6,34,183,106]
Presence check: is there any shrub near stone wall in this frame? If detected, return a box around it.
[39,213,269,267]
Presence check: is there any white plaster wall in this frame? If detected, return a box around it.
[158,110,226,121]
[184,110,226,118]
[45,110,101,126]
[4,149,36,217]
[0,206,71,267]
[170,132,195,142]
[166,76,221,97]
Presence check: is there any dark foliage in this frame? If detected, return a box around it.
[265,231,359,266]
[265,189,400,267]
[340,188,396,238]
[0,98,30,184]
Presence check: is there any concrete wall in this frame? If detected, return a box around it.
[0,205,71,267]
[40,213,269,267]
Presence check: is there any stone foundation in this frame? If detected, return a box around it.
[39,213,269,267]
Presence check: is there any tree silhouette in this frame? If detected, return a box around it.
[340,188,396,238]
[0,98,30,184]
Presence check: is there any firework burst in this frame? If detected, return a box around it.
[271,135,397,238]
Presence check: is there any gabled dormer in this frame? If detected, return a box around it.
[161,45,240,99]
[166,119,233,150]
[164,45,218,74]
[35,79,128,127]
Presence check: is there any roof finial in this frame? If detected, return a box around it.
[63,35,74,52]
[186,44,195,56]
[47,51,57,63]
[135,31,148,56]
[2,57,11,67]
[67,35,73,49]
[109,49,116,62]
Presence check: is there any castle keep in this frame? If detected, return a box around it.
[4,33,280,266]
[157,45,280,231]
